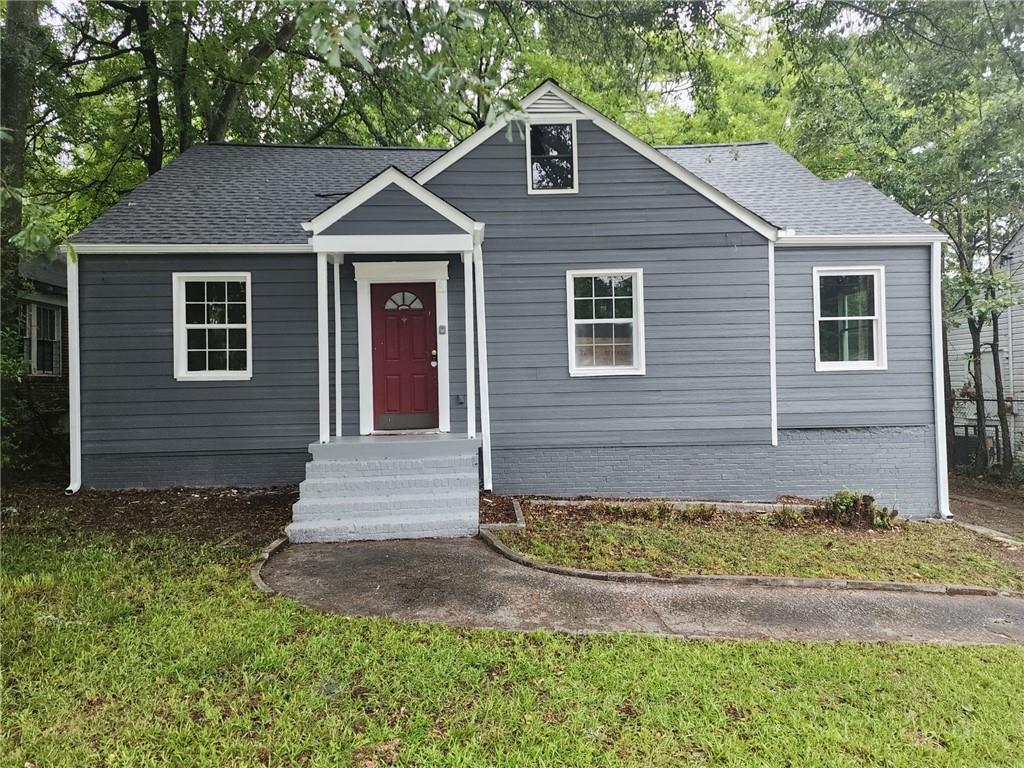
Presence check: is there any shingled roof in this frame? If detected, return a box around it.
[72,138,937,245]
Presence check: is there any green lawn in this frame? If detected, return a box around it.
[3,494,1024,767]
[497,501,1024,590]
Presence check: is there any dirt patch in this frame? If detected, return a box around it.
[1,483,295,551]
[950,474,1024,539]
[479,492,516,524]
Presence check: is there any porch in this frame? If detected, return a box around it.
[287,168,492,542]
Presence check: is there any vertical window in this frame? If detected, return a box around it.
[20,303,61,376]
[528,122,577,193]
[813,266,887,371]
[173,273,252,380]
[567,269,645,376]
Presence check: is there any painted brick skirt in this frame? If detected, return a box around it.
[491,426,938,517]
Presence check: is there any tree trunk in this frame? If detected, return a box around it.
[165,2,194,153]
[207,16,298,143]
[0,0,42,326]
[128,2,165,175]
[967,316,990,473]
[991,311,1014,477]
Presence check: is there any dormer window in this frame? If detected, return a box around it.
[528,122,578,193]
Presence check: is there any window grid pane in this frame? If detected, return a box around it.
[182,279,249,375]
[530,124,574,190]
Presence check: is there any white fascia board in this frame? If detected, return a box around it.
[776,233,947,247]
[304,166,477,235]
[415,80,779,241]
[310,233,473,254]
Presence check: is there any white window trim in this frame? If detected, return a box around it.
[566,268,646,377]
[22,302,62,377]
[812,265,887,372]
[527,120,579,195]
[172,271,253,381]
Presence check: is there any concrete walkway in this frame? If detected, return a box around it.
[262,537,1024,645]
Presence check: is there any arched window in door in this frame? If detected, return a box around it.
[384,291,423,310]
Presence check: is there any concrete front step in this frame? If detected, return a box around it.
[308,436,479,462]
[305,455,477,478]
[286,516,478,542]
[293,491,478,519]
[299,472,479,498]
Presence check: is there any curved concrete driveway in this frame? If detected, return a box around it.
[263,537,1024,645]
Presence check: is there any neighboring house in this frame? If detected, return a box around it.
[64,81,949,540]
[946,231,1024,459]
[16,253,70,441]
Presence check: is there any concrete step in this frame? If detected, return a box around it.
[305,455,477,479]
[299,472,478,498]
[286,515,478,542]
[292,491,479,520]
[309,437,479,462]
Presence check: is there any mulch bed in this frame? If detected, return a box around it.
[1,483,295,552]
[479,492,517,524]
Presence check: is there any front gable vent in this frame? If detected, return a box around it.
[525,92,586,119]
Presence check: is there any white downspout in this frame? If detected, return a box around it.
[472,223,493,489]
[65,250,81,494]
[931,240,952,518]
[768,238,778,446]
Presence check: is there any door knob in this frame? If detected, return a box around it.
[430,349,438,368]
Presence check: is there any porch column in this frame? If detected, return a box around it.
[317,252,330,443]
[462,251,476,439]
[332,255,344,437]
[472,230,493,490]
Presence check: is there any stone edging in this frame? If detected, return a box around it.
[477,527,1024,599]
[946,519,1022,546]
[250,536,288,595]
[479,497,527,531]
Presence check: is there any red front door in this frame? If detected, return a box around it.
[371,282,439,430]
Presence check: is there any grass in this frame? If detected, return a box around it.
[3,495,1024,766]
[497,502,1024,590]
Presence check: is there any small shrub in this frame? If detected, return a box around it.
[762,505,805,528]
[676,503,716,523]
[813,491,897,529]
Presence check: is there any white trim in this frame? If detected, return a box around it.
[333,258,343,438]
[812,265,888,372]
[767,241,778,446]
[353,260,451,435]
[777,234,946,247]
[526,120,579,195]
[171,271,253,381]
[462,251,477,438]
[566,267,646,377]
[472,234,493,490]
[414,81,779,241]
[66,256,81,494]
[931,241,952,518]
[317,254,330,442]
[309,233,474,254]
[69,242,312,254]
[304,166,477,234]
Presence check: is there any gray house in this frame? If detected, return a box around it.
[66,81,949,540]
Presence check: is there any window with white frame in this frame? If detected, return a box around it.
[813,266,887,371]
[173,273,252,380]
[567,269,645,376]
[527,122,577,193]
[20,302,61,376]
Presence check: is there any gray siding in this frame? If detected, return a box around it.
[80,253,319,486]
[427,120,773,449]
[775,245,935,428]
[321,184,464,236]
[494,426,938,517]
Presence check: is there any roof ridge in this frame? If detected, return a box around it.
[203,141,447,151]
[657,140,771,149]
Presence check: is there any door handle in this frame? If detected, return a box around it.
[430,349,438,368]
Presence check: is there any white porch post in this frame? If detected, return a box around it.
[472,226,493,490]
[332,256,344,438]
[462,251,476,439]
[317,252,330,443]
